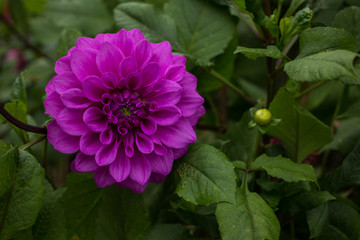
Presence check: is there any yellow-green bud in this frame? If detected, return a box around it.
[254,109,272,125]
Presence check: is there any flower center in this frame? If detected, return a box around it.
[121,107,132,117]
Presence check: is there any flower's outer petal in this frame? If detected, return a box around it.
[124,132,135,157]
[61,88,91,109]
[45,78,55,95]
[129,151,151,185]
[70,48,100,82]
[117,178,148,194]
[83,107,108,132]
[141,62,161,87]
[96,42,124,75]
[125,72,143,90]
[177,93,204,117]
[172,54,186,65]
[57,108,88,136]
[76,37,100,50]
[149,106,181,126]
[150,41,172,69]
[145,80,182,107]
[100,128,114,145]
[95,139,119,166]
[129,29,145,42]
[109,148,130,182]
[114,29,134,56]
[155,118,196,149]
[83,76,108,101]
[102,72,118,89]
[188,105,206,127]
[55,56,71,74]
[135,132,154,154]
[52,72,82,94]
[94,167,116,188]
[71,152,98,172]
[44,92,65,118]
[140,117,157,135]
[119,57,138,78]
[172,147,188,159]
[149,150,174,175]
[164,65,185,82]
[134,39,152,68]
[149,173,167,183]
[80,131,102,155]
[47,121,80,153]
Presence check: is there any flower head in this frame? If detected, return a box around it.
[45,29,205,193]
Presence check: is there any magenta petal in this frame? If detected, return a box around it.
[61,88,91,109]
[141,62,161,87]
[135,132,154,154]
[172,147,188,159]
[83,76,108,101]
[172,54,186,65]
[124,133,135,157]
[125,72,143,90]
[150,41,172,67]
[109,149,130,182]
[129,29,145,42]
[70,48,100,82]
[83,107,108,132]
[47,121,80,153]
[102,72,118,89]
[164,65,185,82]
[156,118,196,149]
[52,72,81,94]
[114,29,134,56]
[149,173,167,183]
[140,118,157,135]
[95,140,119,166]
[189,105,206,127]
[76,37,100,50]
[44,92,65,118]
[119,57,138,78]
[55,56,71,74]
[145,80,182,107]
[57,108,88,136]
[150,151,174,175]
[129,152,151,185]
[96,42,124,75]
[117,178,148,194]
[149,106,181,126]
[100,128,113,145]
[134,40,152,67]
[94,167,115,187]
[80,131,102,155]
[71,152,98,172]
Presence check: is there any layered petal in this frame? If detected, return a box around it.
[83,107,108,132]
[129,151,151,185]
[80,131,102,155]
[44,92,65,118]
[109,148,130,182]
[71,153,98,172]
[70,48,100,81]
[94,167,116,187]
[96,42,124,75]
[57,108,88,136]
[83,76,108,101]
[47,121,80,154]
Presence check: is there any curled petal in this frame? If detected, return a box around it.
[83,107,108,132]
[145,80,182,107]
[96,42,124,75]
[140,118,157,135]
[102,72,118,89]
[57,108,88,136]
[95,139,120,166]
[100,128,114,145]
[44,92,65,118]
[80,131,102,155]
[47,121,80,154]
[129,151,151,185]
[135,132,154,154]
[71,152,98,172]
[109,148,130,182]
[124,132,135,157]
[83,76,108,101]
[52,72,81,94]
[70,48,100,81]
[149,106,181,126]
[94,167,116,187]
[125,72,143,90]
[164,65,185,82]
[61,88,91,109]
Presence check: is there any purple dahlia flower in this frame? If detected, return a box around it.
[44,29,205,193]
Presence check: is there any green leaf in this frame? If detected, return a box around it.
[61,173,150,240]
[332,6,360,50]
[297,27,357,58]
[268,88,332,162]
[22,0,47,13]
[222,111,258,163]
[307,204,329,239]
[9,0,28,34]
[143,224,190,240]
[234,45,286,60]
[321,140,360,193]
[0,149,45,240]
[114,2,177,44]
[175,144,236,205]
[338,101,360,119]
[11,73,27,108]
[250,154,318,184]
[3,100,29,142]
[45,0,113,36]
[32,181,66,240]
[216,182,280,240]
[285,0,306,16]
[0,140,11,156]
[164,0,235,66]
[57,28,82,58]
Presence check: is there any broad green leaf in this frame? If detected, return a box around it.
[297,27,357,58]
[250,154,318,184]
[234,45,286,60]
[307,204,329,239]
[62,173,150,240]
[268,88,332,162]
[165,0,235,66]
[338,101,360,119]
[0,140,11,156]
[285,50,359,82]
[222,111,258,163]
[22,0,47,13]
[114,2,177,44]
[332,6,360,50]
[143,224,190,240]
[57,28,82,58]
[0,149,45,240]
[45,0,113,36]
[216,183,280,240]
[317,202,360,240]
[3,100,29,142]
[11,73,27,108]
[175,144,236,205]
[32,181,66,240]
[321,140,360,193]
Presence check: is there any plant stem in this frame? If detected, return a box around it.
[42,138,48,169]
[266,58,274,107]
[248,131,262,168]
[208,69,257,106]
[0,104,47,134]
[295,81,328,100]
[19,135,47,151]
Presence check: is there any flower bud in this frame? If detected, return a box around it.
[254,109,272,125]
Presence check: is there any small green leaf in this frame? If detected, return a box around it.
[285,50,359,82]
[57,28,82,58]
[232,161,247,170]
[298,27,357,58]
[234,45,286,60]
[216,182,280,240]
[250,154,318,184]
[307,204,330,239]
[11,73,27,108]
[284,0,306,16]
[175,144,236,205]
